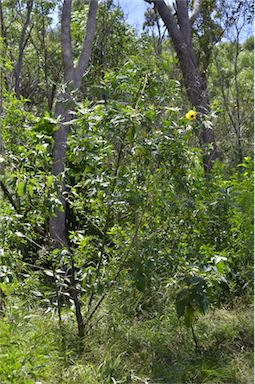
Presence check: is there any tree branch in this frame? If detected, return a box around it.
[74,0,98,88]
[14,0,34,96]
[152,0,184,48]
[85,213,143,326]
[176,0,191,44]
[0,180,19,211]
[22,23,34,51]
[61,0,74,82]
[190,0,201,25]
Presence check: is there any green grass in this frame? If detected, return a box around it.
[0,300,253,383]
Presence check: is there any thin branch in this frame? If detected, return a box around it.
[87,138,124,313]
[22,23,34,51]
[0,0,7,40]
[14,0,34,96]
[74,0,98,87]
[0,180,19,211]
[85,213,143,326]
[61,0,74,82]
[213,51,238,137]
[146,0,184,48]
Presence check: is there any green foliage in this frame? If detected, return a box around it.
[0,1,253,381]
[209,39,253,160]
[0,298,253,383]
[1,61,253,334]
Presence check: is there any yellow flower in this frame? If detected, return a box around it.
[185,110,197,121]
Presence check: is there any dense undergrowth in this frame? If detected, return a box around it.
[0,2,254,383]
[0,295,253,384]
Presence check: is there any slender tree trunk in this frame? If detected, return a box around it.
[14,0,34,97]
[50,0,98,248]
[0,4,6,316]
[50,90,74,247]
[213,45,243,164]
[39,0,51,111]
[146,0,217,174]
[0,1,10,91]
[233,36,243,163]
[49,0,98,337]
[0,0,5,180]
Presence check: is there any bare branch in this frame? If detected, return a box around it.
[190,0,201,25]
[153,0,184,48]
[74,0,98,87]
[14,0,34,96]
[61,0,74,82]
[22,23,34,51]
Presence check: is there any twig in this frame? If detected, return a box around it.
[84,213,143,326]
[0,180,19,211]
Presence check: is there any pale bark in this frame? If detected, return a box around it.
[49,0,98,337]
[190,0,201,25]
[50,0,98,248]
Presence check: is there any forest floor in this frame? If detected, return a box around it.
[0,298,253,384]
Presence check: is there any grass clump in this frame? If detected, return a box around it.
[0,300,253,383]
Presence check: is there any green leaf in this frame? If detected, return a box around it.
[46,175,54,188]
[17,181,25,197]
[215,260,226,274]
[0,155,5,163]
[44,270,54,277]
[28,183,34,197]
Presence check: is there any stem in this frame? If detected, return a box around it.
[87,141,124,312]
[85,213,143,327]
[69,253,84,338]
[53,267,62,326]
[0,181,19,211]
[191,324,199,349]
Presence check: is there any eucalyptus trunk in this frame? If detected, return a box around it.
[50,0,98,248]
[49,0,98,337]
[146,0,217,174]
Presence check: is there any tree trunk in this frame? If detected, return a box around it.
[147,0,217,174]
[49,0,98,337]
[50,0,98,248]
[176,46,217,172]
[49,92,74,248]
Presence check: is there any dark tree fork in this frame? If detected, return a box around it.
[145,0,217,173]
[50,0,98,249]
